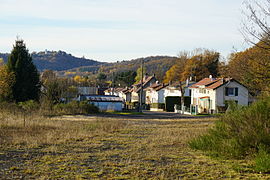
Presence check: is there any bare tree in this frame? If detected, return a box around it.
[241,0,270,50]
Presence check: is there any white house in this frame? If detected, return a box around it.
[104,88,125,97]
[145,83,167,104]
[189,77,249,114]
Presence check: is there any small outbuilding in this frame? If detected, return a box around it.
[78,95,124,112]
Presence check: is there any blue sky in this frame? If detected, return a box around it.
[0,0,248,62]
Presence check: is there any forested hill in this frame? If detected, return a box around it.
[0,51,178,80]
[0,51,103,71]
[66,56,178,80]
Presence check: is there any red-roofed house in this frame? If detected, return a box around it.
[189,76,249,114]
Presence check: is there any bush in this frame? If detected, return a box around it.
[189,97,270,161]
[255,145,270,173]
[18,100,39,112]
[53,101,99,115]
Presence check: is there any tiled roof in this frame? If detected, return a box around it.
[104,88,125,93]
[199,96,210,99]
[133,75,156,93]
[190,78,232,90]
[154,83,168,91]
[133,76,155,87]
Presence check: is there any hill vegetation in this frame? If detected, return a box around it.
[61,56,178,81]
[0,50,103,71]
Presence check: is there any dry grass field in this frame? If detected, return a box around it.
[0,112,269,179]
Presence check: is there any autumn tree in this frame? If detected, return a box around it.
[0,65,15,101]
[135,66,146,83]
[41,70,62,107]
[164,49,219,83]
[41,70,78,109]
[182,50,220,81]
[163,52,188,83]
[7,39,40,102]
[226,41,270,95]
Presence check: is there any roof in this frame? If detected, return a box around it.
[145,83,168,92]
[155,83,168,91]
[104,88,125,93]
[189,78,233,90]
[199,96,210,99]
[133,75,155,86]
[133,75,156,93]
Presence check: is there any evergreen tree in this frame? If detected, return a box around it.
[7,40,40,102]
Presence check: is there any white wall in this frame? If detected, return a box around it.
[164,87,181,97]
[92,102,122,111]
[158,89,165,103]
[217,81,249,106]
[191,88,216,113]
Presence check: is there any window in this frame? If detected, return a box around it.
[225,87,239,96]
[228,88,234,95]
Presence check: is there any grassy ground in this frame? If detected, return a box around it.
[0,113,269,179]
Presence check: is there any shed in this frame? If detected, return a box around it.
[78,95,124,112]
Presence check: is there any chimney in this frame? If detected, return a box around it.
[209,75,213,81]
[186,78,189,86]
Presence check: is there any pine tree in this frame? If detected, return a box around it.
[7,39,40,102]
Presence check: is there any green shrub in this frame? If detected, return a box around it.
[255,145,270,173]
[189,98,270,159]
[53,101,99,115]
[18,100,39,112]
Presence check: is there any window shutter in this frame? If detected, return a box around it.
[235,88,238,96]
[225,87,228,96]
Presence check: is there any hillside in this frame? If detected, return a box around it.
[0,50,103,71]
[0,51,178,81]
[65,56,178,81]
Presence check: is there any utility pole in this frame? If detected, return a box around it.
[139,59,144,112]
[112,72,115,96]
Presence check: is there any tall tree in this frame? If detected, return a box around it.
[163,53,188,83]
[7,39,40,102]
[225,41,270,95]
[182,50,219,81]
